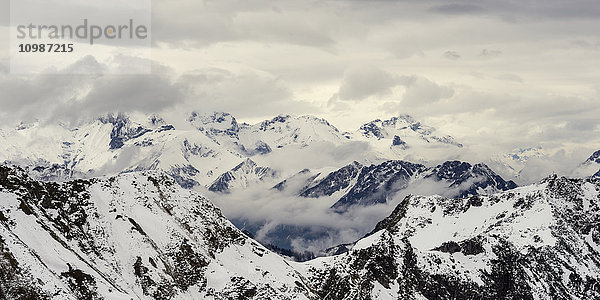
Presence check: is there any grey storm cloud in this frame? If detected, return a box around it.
[334,66,453,107]
[337,66,411,101]
[146,0,600,50]
[179,68,319,119]
[429,3,485,15]
[401,77,454,106]
[0,57,186,125]
[444,51,461,60]
[425,0,600,20]
[150,0,335,48]
[0,54,320,126]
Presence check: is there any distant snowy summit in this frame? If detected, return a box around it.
[356,114,463,148]
[0,111,464,190]
[488,146,545,182]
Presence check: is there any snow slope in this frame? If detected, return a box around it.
[0,165,315,299]
[1,164,599,299]
[299,175,600,299]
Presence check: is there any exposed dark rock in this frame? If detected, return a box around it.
[392,135,408,148]
[60,265,100,300]
[100,113,152,150]
[0,237,49,300]
[432,238,485,256]
[300,161,362,198]
[332,160,427,210]
[584,150,600,164]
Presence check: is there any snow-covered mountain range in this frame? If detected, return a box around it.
[0,113,244,187]
[1,164,599,299]
[3,111,599,252]
[2,111,600,299]
[273,160,516,211]
[224,159,517,252]
[488,146,546,182]
[0,112,465,189]
[2,111,597,190]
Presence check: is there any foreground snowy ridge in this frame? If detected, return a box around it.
[0,165,315,299]
[1,165,599,299]
[300,175,600,299]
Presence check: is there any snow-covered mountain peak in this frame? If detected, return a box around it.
[186,112,347,155]
[188,111,239,130]
[356,114,463,150]
[96,113,155,150]
[148,114,166,126]
[188,111,240,139]
[257,114,291,129]
[487,146,546,183]
[359,114,431,138]
[505,146,544,163]
[572,149,600,179]
[256,114,340,133]
[98,112,130,125]
[15,119,41,131]
[208,158,278,193]
[297,115,340,130]
[237,113,347,151]
[584,149,600,165]
[232,157,258,171]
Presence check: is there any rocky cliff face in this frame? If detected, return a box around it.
[576,149,600,179]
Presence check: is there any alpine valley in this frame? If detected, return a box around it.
[1,112,600,299]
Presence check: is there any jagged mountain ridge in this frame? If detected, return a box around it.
[188,112,348,156]
[584,150,600,165]
[299,175,600,299]
[356,114,463,148]
[3,164,598,299]
[0,111,464,191]
[208,158,278,193]
[0,113,246,188]
[278,160,517,211]
[2,156,600,300]
[0,165,315,299]
[243,159,517,252]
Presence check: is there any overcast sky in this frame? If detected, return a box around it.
[1,0,599,157]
